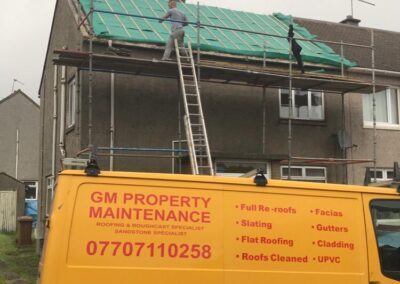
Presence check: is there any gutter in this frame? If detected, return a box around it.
[80,37,400,83]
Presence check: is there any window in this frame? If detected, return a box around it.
[369,168,394,182]
[363,88,400,128]
[46,176,55,214]
[23,181,38,200]
[280,89,324,120]
[370,200,400,280]
[215,160,271,179]
[281,166,327,183]
[66,77,76,127]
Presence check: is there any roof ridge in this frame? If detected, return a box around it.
[294,16,400,35]
[0,89,39,108]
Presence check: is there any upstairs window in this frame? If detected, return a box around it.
[280,89,324,120]
[363,88,400,129]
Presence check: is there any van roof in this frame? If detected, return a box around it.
[60,170,400,196]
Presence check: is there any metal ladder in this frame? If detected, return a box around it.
[174,39,214,175]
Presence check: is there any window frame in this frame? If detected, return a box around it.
[280,165,327,183]
[215,160,271,179]
[369,168,394,182]
[66,76,77,128]
[23,181,38,200]
[279,89,325,121]
[46,176,55,214]
[363,88,400,130]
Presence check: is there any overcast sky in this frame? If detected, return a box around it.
[0,0,399,103]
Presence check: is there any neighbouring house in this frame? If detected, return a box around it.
[38,0,400,242]
[0,90,40,227]
[0,90,40,195]
[0,172,25,232]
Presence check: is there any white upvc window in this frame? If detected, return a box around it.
[363,88,400,129]
[66,77,76,128]
[281,166,327,183]
[369,168,394,182]
[215,160,271,179]
[23,181,38,200]
[280,89,325,120]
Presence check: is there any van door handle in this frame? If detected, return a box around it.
[370,281,380,284]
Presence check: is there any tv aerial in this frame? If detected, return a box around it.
[11,78,24,93]
[350,0,375,18]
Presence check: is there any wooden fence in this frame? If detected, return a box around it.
[0,191,17,232]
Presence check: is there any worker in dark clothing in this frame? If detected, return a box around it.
[288,24,305,74]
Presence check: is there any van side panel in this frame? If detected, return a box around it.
[40,174,369,284]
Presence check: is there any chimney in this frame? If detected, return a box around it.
[340,15,361,26]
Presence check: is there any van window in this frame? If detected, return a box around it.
[371,200,400,281]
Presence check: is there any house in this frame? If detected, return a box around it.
[38,0,400,242]
[0,90,40,200]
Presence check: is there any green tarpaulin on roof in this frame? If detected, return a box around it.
[79,0,356,68]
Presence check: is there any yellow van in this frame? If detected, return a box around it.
[38,170,400,284]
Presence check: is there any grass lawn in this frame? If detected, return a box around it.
[0,233,39,284]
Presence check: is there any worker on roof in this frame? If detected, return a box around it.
[288,24,305,74]
[159,0,188,60]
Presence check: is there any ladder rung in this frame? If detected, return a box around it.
[191,123,203,126]
[198,166,211,168]
[187,103,199,106]
[185,84,197,87]
[183,74,194,77]
[192,133,204,136]
[189,113,201,116]
[186,93,198,97]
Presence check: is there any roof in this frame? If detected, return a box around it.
[78,0,356,68]
[296,17,400,72]
[0,172,25,187]
[0,89,39,108]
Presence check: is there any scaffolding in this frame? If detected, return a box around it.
[53,0,389,181]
